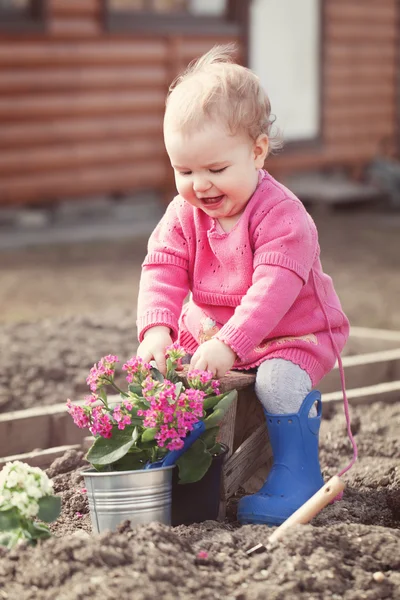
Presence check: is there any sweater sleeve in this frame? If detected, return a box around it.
[215,199,317,358]
[136,200,190,342]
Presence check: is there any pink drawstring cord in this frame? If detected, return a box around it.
[312,270,358,478]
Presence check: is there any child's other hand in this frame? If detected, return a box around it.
[137,326,173,375]
[190,339,236,378]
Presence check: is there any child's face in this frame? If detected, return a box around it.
[164,120,268,220]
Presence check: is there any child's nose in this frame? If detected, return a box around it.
[193,175,212,193]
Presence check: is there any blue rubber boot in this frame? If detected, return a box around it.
[237,390,324,526]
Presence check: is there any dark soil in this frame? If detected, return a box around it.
[0,400,399,600]
[0,208,399,598]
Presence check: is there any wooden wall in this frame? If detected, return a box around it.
[0,0,398,205]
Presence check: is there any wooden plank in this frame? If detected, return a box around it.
[217,393,237,459]
[0,162,167,205]
[323,380,400,405]
[326,23,397,43]
[320,348,400,394]
[0,445,81,469]
[49,18,103,38]
[0,66,167,94]
[325,84,394,103]
[0,41,167,67]
[0,139,165,175]
[327,64,396,83]
[0,115,163,149]
[0,90,165,121]
[325,1,397,23]
[49,0,100,17]
[0,403,88,457]
[223,424,272,498]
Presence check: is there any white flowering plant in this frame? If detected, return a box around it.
[0,461,61,549]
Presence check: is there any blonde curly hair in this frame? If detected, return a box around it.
[165,44,282,155]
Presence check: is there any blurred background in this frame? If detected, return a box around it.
[0,0,399,411]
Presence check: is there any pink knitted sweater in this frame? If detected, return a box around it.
[137,170,349,386]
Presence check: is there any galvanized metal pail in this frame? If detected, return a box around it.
[82,466,175,533]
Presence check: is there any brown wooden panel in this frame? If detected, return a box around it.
[0,162,167,204]
[326,22,397,43]
[49,18,102,37]
[0,66,167,94]
[326,45,396,64]
[325,0,397,23]
[269,143,382,175]
[0,115,163,148]
[324,123,394,144]
[327,64,396,83]
[325,83,394,103]
[0,90,165,121]
[323,104,395,124]
[0,40,167,67]
[0,138,165,175]
[49,0,100,16]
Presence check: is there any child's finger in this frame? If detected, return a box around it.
[154,350,167,375]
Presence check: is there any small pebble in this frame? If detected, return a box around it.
[373,572,385,583]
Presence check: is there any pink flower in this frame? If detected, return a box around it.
[89,406,113,438]
[66,399,90,429]
[80,488,87,494]
[187,369,220,395]
[76,512,83,518]
[122,356,151,384]
[197,551,208,559]
[86,355,119,392]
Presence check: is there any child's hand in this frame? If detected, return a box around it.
[190,339,236,378]
[136,326,173,375]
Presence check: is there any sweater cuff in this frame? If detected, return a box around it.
[215,323,254,360]
[137,310,179,343]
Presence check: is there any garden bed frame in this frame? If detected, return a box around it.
[1,326,400,516]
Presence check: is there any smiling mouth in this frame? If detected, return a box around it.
[200,195,224,206]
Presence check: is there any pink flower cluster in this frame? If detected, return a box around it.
[138,378,205,451]
[187,369,220,396]
[122,356,151,384]
[86,355,119,392]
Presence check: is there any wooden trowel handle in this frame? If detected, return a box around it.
[268,476,345,544]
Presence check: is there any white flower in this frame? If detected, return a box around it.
[0,461,55,520]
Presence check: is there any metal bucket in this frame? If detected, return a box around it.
[82,466,174,533]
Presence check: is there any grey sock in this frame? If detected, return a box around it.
[255,358,317,417]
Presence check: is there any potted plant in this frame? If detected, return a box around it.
[66,343,237,532]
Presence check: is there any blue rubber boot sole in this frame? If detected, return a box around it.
[238,390,324,526]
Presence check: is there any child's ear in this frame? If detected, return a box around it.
[253,134,269,168]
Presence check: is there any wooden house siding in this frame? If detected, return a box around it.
[0,0,398,205]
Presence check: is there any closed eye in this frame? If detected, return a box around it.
[209,167,227,174]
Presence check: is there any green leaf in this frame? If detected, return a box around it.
[86,425,138,465]
[111,452,148,471]
[27,521,51,541]
[199,426,219,450]
[203,392,227,411]
[0,530,23,549]
[176,439,212,484]
[128,383,143,396]
[0,507,20,531]
[204,390,237,429]
[37,495,61,523]
[141,427,158,443]
[150,367,164,383]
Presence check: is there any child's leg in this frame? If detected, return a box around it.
[255,358,316,416]
[238,358,324,525]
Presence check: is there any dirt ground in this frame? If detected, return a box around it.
[0,400,399,600]
[0,206,399,598]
